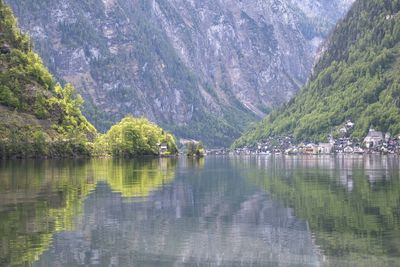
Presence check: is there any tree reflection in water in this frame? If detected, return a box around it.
[0,158,177,266]
[238,155,400,267]
[1,155,399,267]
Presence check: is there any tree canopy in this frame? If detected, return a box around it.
[234,0,400,147]
[94,116,178,157]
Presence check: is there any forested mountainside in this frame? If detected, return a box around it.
[5,0,353,146]
[0,1,177,158]
[0,0,96,158]
[234,0,400,147]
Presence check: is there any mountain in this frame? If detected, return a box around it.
[0,0,96,158]
[234,0,400,147]
[5,0,353,146]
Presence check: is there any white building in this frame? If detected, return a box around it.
[364,129,384,148]
[340,127,348,134]
[346,121,355,128]
[344,146,354,153]
[159,143,168,154]
[318,143,333,154]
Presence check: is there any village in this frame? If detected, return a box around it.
[207,121,400,156]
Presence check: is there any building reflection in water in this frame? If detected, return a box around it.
[235,154,400,267]
[1,155,399,267]
[240,154,399,191]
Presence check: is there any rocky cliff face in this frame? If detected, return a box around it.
[233,0,400,147]
[6,0,353,146]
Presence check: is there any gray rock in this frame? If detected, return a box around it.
[5,0,354,146]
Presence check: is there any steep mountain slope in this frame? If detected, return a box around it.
[5,0,353,146]
[0,0,96,158]
[234,0,400,147]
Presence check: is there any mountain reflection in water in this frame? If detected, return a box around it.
[1,155,399,266]
[238,155,400,267]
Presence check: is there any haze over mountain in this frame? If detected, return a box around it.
[6,0,354,146]
[234,0,400,147]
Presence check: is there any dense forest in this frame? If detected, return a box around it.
[234,0,400,147]
[0,0,177,158]
[0,0,96,158]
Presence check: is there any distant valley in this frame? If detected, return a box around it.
[6,0,353,146]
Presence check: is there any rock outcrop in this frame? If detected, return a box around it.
[6,0,353,146]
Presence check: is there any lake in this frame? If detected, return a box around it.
[0,155,399,267]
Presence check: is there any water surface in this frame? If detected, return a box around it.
[0,156,399,266]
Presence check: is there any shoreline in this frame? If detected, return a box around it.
[2,153,399,162]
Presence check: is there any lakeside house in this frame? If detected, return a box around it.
[339,127,348,135]
[363,129,384,148]
[232,124,400,155]
[346,121,355,128]
[344,146,354,154]
[353,147,364,154]
[303,144,318,155]
[159,142,168,155]
[318,143,334,154]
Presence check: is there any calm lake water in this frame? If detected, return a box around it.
[0,155,400,267]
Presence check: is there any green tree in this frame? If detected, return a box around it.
[234,0,400,147]
[95,116,178,157]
